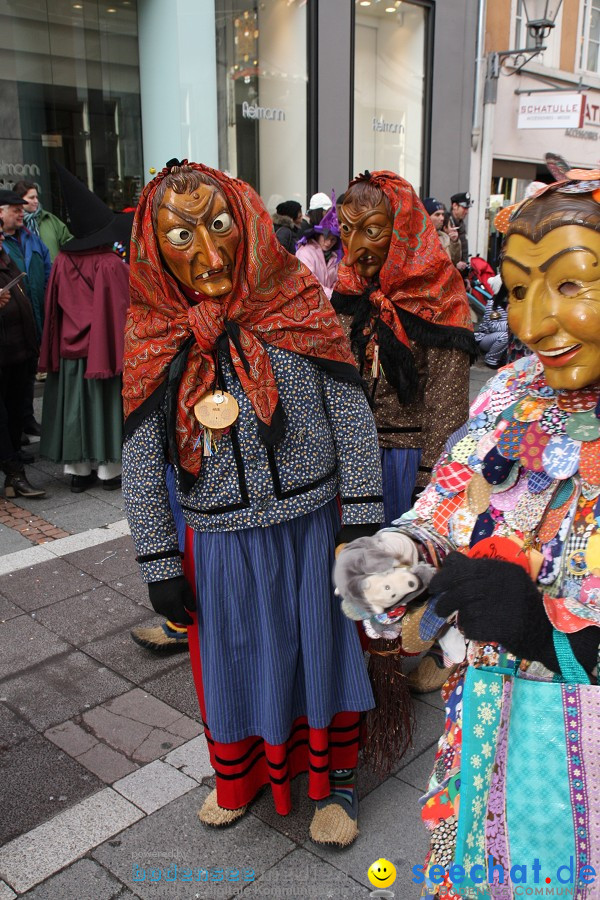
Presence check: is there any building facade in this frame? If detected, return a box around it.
[469,0,599,262]
[0,0,477,218]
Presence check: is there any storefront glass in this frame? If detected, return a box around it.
[353,0,428,193]
[214,0,307,212]
[0,0,143,215]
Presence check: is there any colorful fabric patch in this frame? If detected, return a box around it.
[468,411,494,435]
[450,434,478,465]
[489,475,528,512]
[565,410,600,443]
[436,461,474,495]
[542,435,581,479]
[550,477,576,509]
[512,485,555,533]
[581,574,600,610]
[539,406,569,435]
[519,422,550,471]
[490,463,520,494]
[537,501,573,545]
[496,420,530,461]
[513,395,549,423]
[481,447,515,485]
[528,470,554,494]
[556,388,600,413]
[433,494,466,537]
[470,389,492,417]
[469,511,495,547]
[448,506,477,547]
[476,431,497,461]
[467,473,493,515]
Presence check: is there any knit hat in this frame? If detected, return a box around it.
[275,200,301,220]
[423,198,445,215]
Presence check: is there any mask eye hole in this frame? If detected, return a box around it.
[165,227,193,246]
[511,285,527,301]
[210,212,232,233]
[366,226,381,238]
[339,223,351,236]
[558,281,580,297]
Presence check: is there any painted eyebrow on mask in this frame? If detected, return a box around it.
[162,189,220,228]
[539,246,598,273]
[502,256,531,275]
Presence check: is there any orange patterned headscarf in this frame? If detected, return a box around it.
[123,162,359,485]
[332,171,475,401]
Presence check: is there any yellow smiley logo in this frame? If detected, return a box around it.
[367,858,397,888]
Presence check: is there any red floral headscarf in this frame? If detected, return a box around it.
[123,162,359,482]
[332,171,475,401]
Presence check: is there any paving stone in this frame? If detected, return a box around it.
[416,686,445,712]
[0,524,31,554]
[33,587,150,646]
[131,728,188,763]
[0,592,24,620]
[164,716,202,740]
[392,698,444,773]
[251,772,317,846]
[84,625,188,685]
[114,759,197,814]
[242,846,370,898]
[9,491,79,516]
[44,720,97,757]
[64,537,138,581]
[77,743,139,783]
[142,662,200,721]
[0,788,144,894]
[0,882,16,900]
[1,651,130,731]
[163,736,212,782]
[45,498,125,534]
[82,705,153,756]
[0,734,104,844]
[305,776,429,897]
[395,744,436,794]
[0,558,101,610]
[93,786,293,899]
[109,572,151,607]
[0,546,54,577]
[106,688,188,729]
[20,857,127,900]
[0,704,37,750]
[0,616,71,678]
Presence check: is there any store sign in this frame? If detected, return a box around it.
[583,96,600,128]
[517,93,585,130]
[241,101,285,122]
[372,115,404,135]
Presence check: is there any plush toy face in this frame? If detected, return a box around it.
[503,226,600,390]
[361,567,420,615]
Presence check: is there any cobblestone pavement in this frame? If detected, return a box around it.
[0,365,492,899]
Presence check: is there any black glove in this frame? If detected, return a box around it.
[431,552,599,674]
[147,576,195,626]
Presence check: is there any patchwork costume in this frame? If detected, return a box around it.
[122,163,383,823]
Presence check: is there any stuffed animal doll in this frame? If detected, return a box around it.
[334,531,436,637]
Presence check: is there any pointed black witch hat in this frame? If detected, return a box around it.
[56,163,134,252]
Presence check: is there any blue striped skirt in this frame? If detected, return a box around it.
[380,447,422,526]
[191,499,374,745]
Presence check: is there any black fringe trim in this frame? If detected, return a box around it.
[397,308,477,359]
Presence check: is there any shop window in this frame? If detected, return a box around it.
[214,0,307,213]
[0,0,143,216]
[579,0,600,74]
[352,0,428,194]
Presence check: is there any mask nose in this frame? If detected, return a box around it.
[345,232,367,267]
[196,227,222,270]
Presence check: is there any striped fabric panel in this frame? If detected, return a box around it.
[380,447,421,526]
[190,499,373,746]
